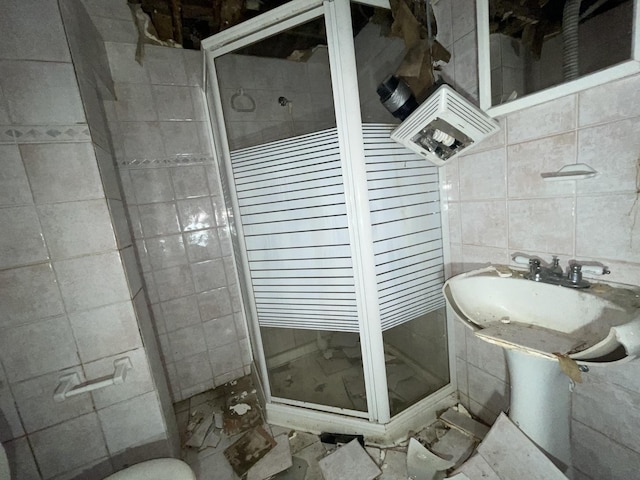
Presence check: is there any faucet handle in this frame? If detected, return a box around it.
[580,264,611,276]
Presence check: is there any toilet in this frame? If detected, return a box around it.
[0,441,194,480]
[104,458,196,480]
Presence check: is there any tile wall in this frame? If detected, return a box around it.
[435,1,640,478]
[0,0,178,478]
[82,3,252,402]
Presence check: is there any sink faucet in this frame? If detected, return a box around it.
[514,255,610,289]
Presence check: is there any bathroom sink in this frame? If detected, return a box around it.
[444,265,640,361]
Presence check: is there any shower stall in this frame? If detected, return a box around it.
[202,0,455,441]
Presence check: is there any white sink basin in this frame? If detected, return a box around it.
[444,265,640,361]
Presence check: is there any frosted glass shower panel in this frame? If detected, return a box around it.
[230,128,359,332]
[364,125,446,331]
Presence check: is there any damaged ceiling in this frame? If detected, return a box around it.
[133,0,630,62]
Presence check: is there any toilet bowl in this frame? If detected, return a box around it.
[104,458,195,480]
[0,441,10,480]
[1,441,194,480]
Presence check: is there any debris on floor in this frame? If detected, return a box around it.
[318,439,381,480]
[176,379,564,480]
[224,425,277,477]
[454,413,568,480]
[406,437,454,480]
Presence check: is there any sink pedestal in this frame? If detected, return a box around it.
[506,349,573,476]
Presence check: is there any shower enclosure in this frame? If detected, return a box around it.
[202,0,455,441]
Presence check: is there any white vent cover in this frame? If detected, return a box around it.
[390,85,500,167]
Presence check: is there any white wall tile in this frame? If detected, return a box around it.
[0,61,85,125]
[576,194,639,262]
[104,42,150,84]
[169,325,207,362]
[191,259,227,293]
[0,145,33,206]
[171,166,209,199]
[0,263,65,329]
[507,132,577,199]
[121,121,166,160]
[161,295,201,332]
[467,364,509,422]
[576,117,640,195]
[198,287,233,321]
[0,316,79,383]
[0,206,48,269]
[38,199,117,260]
[153,85,197,121]
[145,234,188,270]
[459,200,507,248]
[81,0,134,20]
[573,377,640,453]
[55,252,130,312]
[209,342,244,377]
[114,84,157,121]
[69,301,142,363]
[12,367,93,433]
[452,31,478,99]
[153,264,195,302]
[94,145,121,201]
[130,169,175,204]
[138,202,181,237]
[108,199,133,249]
[145,46,188,86]
[0,366,25,441]
[160,121,203,156]
[21,143,104,204]
[203,315,238,349]
[465,329,508,383]
[451,0,476,41]
[175,352,213,391]
[176,198,215,232]
[98,391,166,455]
[0,0,71,62]
[85,348,154,410]
[461,244,510,269]
[183,50,204,87]
[92,16,138,44]
[579,75,640,127]
[572,420,640,480]
[508,197,575,255]
[31,413,108,479]
[507,95,576,144]
[458,147,506,200]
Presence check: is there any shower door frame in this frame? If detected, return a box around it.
[202,0,458,433]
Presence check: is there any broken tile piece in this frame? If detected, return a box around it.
[378,449,409,480]
[247,434,293,480]
[274,456,309,480]
[318,439,381,480]
[430,428,475,469]
[440,408,490,441]
[224,425,276,477]
[186,413,214,449]
[453,454,500,480]
[474,413,567,480]
[406,438,454,480]
[200,429,221,450]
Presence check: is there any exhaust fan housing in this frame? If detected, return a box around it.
[390,85,500,167]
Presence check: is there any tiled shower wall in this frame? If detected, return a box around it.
[434,1,640,478]
[87,3,252,402]
[0,0,177,478]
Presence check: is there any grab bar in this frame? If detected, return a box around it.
[54,357,132,402]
